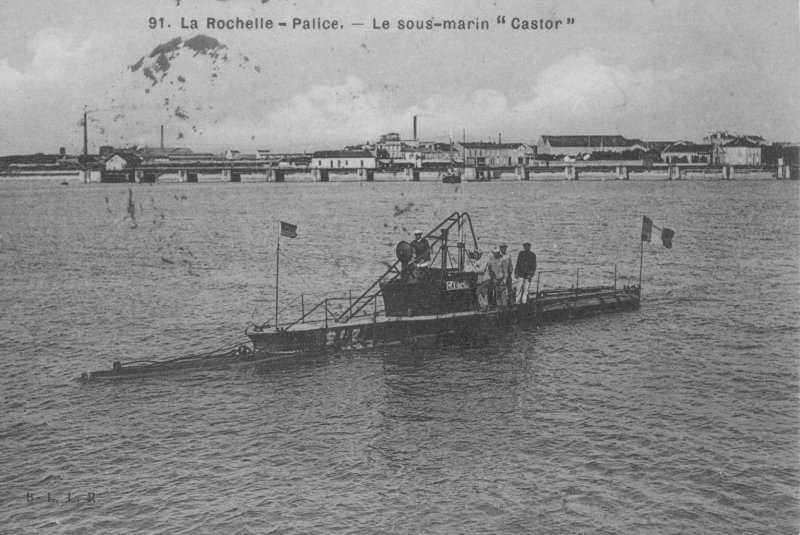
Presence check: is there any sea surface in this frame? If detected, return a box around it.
[0,175,798,534]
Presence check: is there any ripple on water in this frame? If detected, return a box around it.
[0,179,798,533]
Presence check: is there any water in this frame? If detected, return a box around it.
[1,176,798,534]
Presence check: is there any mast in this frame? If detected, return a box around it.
[440,228,448,273]
[449,138,454,171]
[638,234,643,297]
[83,111,88,157]
[275,234,280,331]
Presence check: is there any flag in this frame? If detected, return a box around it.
[661,228,675,249]
[641,216,652,242]
[280,221,297,238]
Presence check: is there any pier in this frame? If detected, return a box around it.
[79,160,793,184]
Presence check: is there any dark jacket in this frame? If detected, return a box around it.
[411,238,431,262]
[515,250,537,278]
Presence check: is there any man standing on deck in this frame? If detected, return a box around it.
[500,243,513,302]
[410,230,431,264]
[514,242,537,304]
[487,247,510,308]
[474,250,491,312]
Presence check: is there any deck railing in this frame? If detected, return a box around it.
[280,291,386,331]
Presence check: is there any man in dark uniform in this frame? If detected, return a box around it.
[410,230,431,264]
[514,242,537,304]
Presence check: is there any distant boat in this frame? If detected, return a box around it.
[441,139,462,183]
[441,170,461,183]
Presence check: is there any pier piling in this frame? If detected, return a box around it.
[721,165,734,180]
[178,170,198,183]
[312,169,329,182]
[564,166,579,180]
[403,168,420,181]
[357,168,375,181]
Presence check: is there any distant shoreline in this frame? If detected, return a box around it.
[0,169,784,183]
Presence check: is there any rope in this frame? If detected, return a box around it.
[629,245,641,282]
[279,248,327,305]
[120,338,253,368]
[250,259,272,321]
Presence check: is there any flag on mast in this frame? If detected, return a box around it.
[642,216,675,248]
[641,216,652,242]
[280,221,297,238]
[661,228,674,248]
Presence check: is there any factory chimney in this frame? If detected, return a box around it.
[83,111,88,156]
[160,125,164,149]
[413,116,417,140]
[499,133,502,144]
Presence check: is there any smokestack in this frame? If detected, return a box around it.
[83,111,88,156]
[413,116,417,140]
[499,133,502,144]
[161,125,164,149]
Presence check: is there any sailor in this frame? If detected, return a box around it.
[514,242,537,304]
[474,250,491,312]
[500,243,513,302]
[487,246,510,308]
[410,230,431,264]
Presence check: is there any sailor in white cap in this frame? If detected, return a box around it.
[487,246,510,307]
[410,229,431,264]
[474,248,491,311]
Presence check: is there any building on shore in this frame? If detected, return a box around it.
[0,152,69,172]
[456,142,533,166]
[160,152,219,162]
[661,142,713,164]
[401,142,455,167]
[719,137,763,165]
[373,132,417,161]
[311,150,377,169]
[762,142,799,166]
[136,147,195,162]
[703,131,765,146]
[104,151,142,171]
[536,135,642,158]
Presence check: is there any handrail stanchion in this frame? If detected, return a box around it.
[536,272,540,298]
[301,295,305,323]
[614,264,617,290]
[324,299,328,329]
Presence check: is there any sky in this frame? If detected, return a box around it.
[0,0,798,155]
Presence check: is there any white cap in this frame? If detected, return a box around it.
[414,230,423,235]
[492,246,501,253]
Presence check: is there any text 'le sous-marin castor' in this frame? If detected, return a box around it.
[161,17,575,31]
